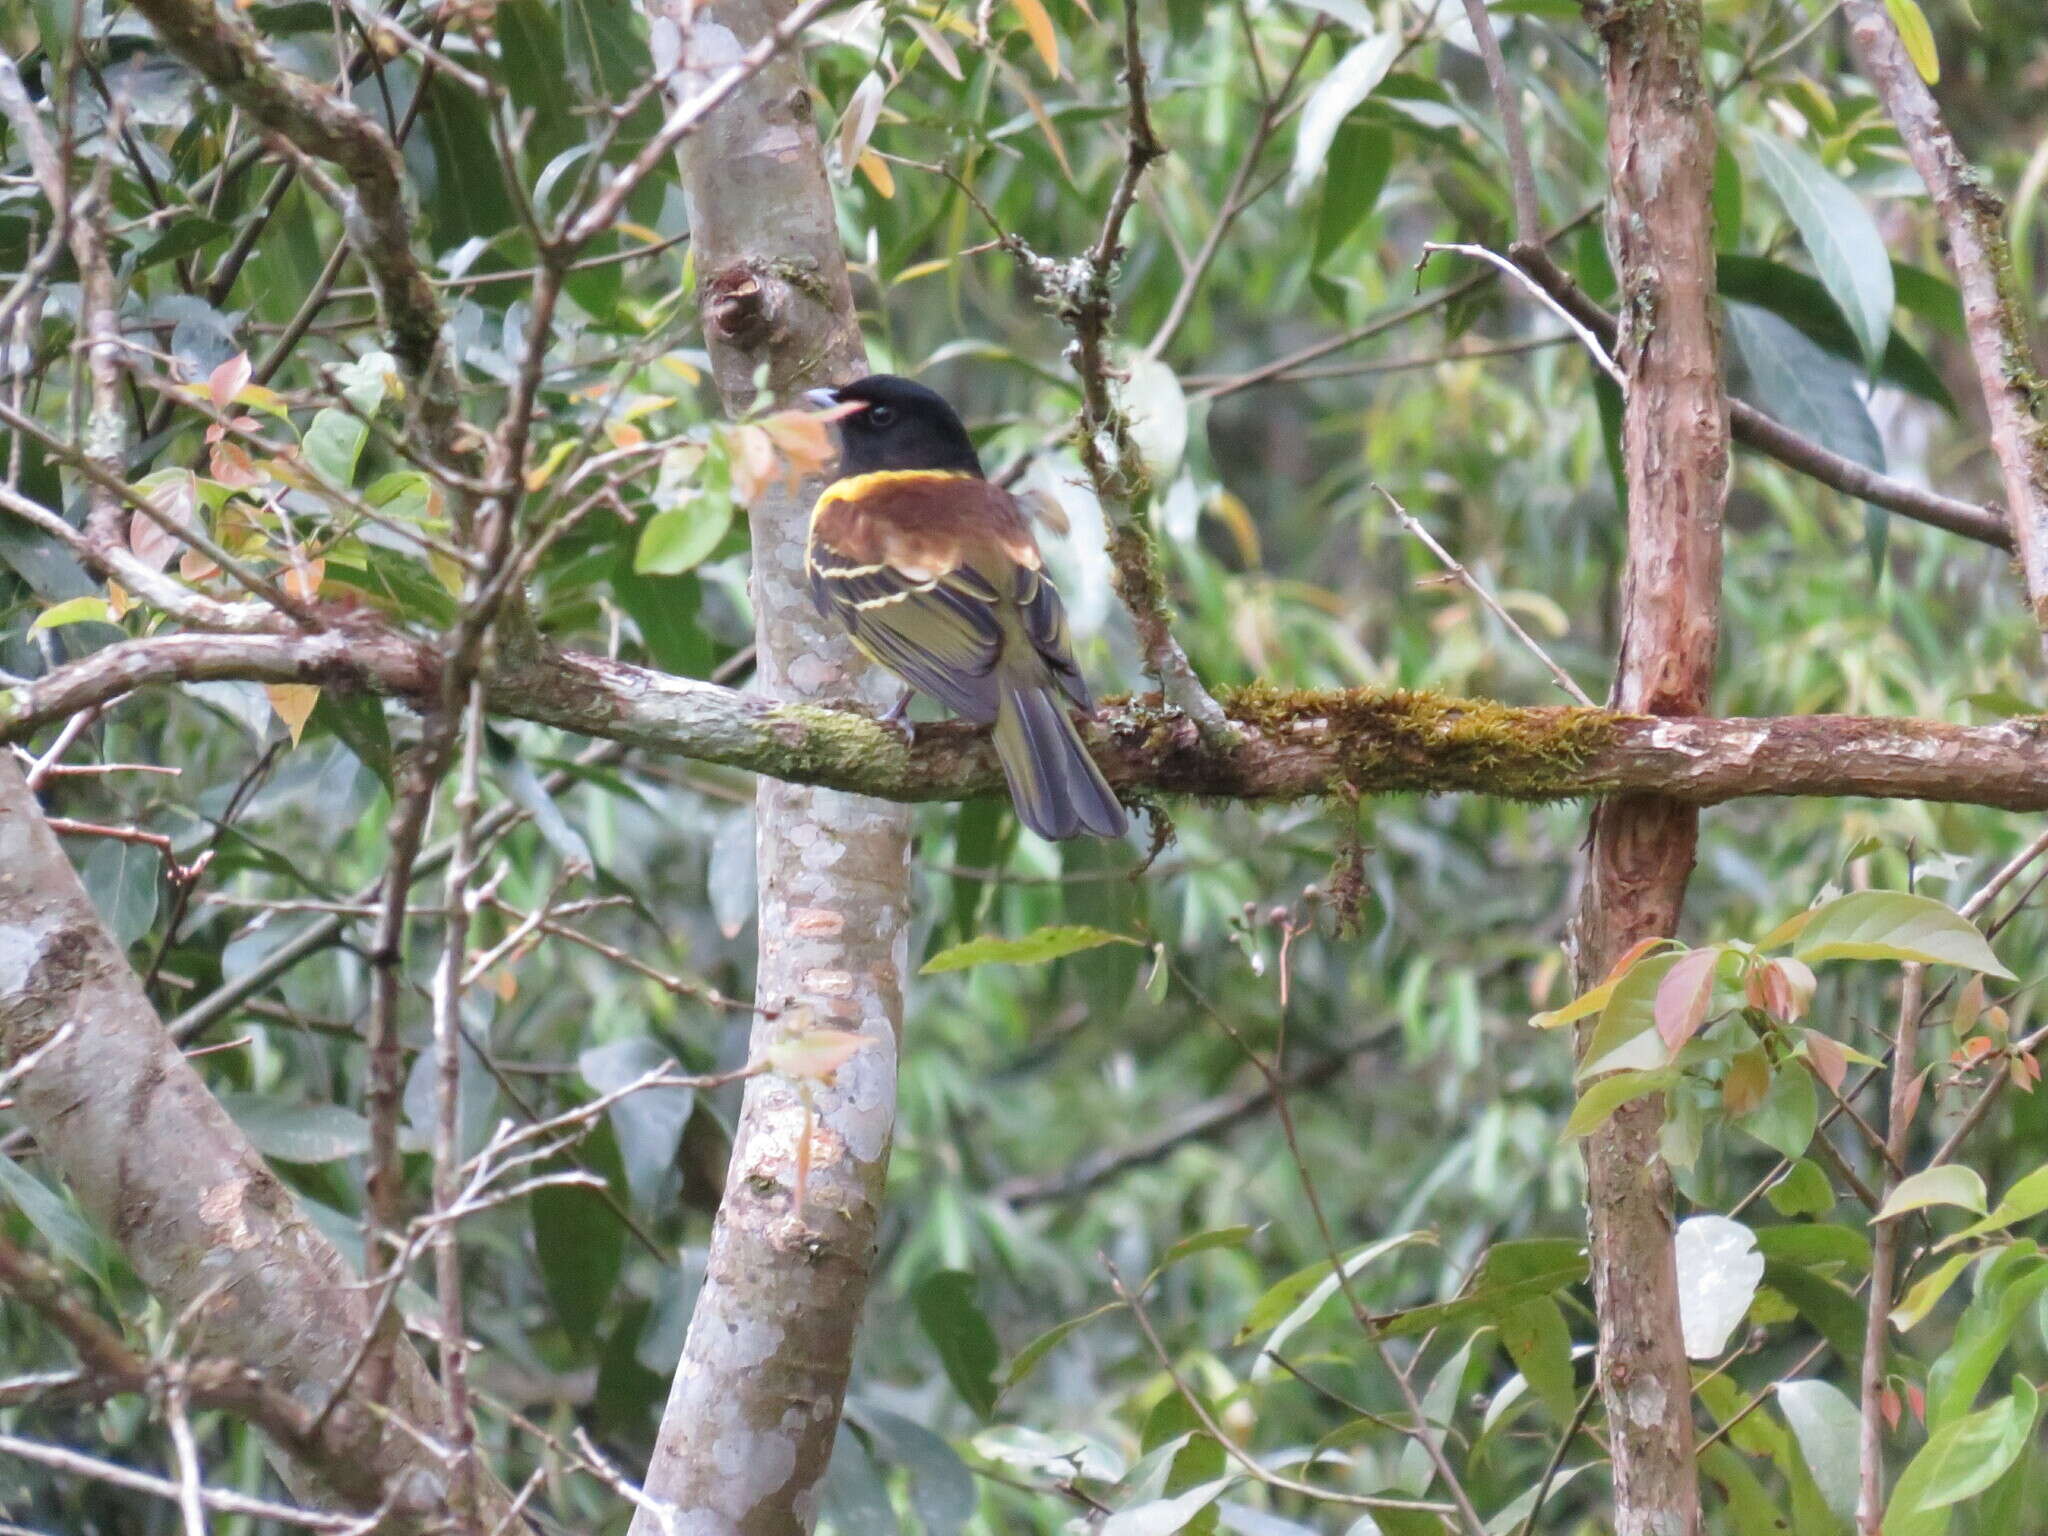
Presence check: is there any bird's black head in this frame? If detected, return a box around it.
[807,375,985,479]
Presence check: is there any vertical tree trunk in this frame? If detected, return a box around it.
[1570,4,1728,1534]
[0,755,507,1531]
[629,4,912,1533]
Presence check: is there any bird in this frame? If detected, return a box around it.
[802,374,1128,841]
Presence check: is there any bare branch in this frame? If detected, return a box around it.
[1843,0,2048,650]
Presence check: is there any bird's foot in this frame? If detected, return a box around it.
[877,688,916,747]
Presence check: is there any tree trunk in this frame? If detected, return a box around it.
[1570,4,1728,1534]
[628,4,912,1533]
[0,755,509,1531]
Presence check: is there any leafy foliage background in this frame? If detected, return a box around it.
[3,0,2048,1531]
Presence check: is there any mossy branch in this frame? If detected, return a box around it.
[10,628,2048,813]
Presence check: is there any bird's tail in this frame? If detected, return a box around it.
[991,682,1128,841]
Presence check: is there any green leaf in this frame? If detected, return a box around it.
[1747,129,1895,371]
[531,1121,625,1343]
[1287,34,1402,203]
[302,407,370,489]
[310,691,394,791]
[634,496,734,576]
[1885,0,1939,82]
[81,838,160,949]
[1877,1166,1988,1222]
[217,1094,371,1163]
[1777,1378,1862,1523]
[27,595,111,633]
[132,215,232,272]
[1248,1242,1433,1370]
[920,925,1143,974]
[1941,1163,2048,1246]
[0,1154,108,1287]
[1236,1231,1430,1352]
[1762,1260,1866,1369]
[822,1423,901,1536]
[1574,950,1682,1075]
[1565,1067,1676,1138]
[1101,1478,1234,1536]
[580,1037,694,1211]
[1925,1252,2048,1429]
[1890,1251,1974,1331]
[1315,122,1393,268]
[1762,892,2012,979]
[1736,1059,1817,1162]
[1369,1241,1588,1346]
[1887,1382,2039,1534]
[1724,302,1886,479]
[1499,1297,1576,1422]
[851,1404,979,1536]
[914,1270,1000,1419]
[1767,1158,1837,1218]
[487,730,593,867]
[1719,255,1955,410]
[1003,1302,1124,1392]
[1151,1224,1260,1281]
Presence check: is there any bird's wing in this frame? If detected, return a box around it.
[808,477,1012,722]
[1010,562,1094,711]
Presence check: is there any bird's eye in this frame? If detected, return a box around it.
[868,404,897,427]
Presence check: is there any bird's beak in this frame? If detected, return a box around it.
[803,387,840,410]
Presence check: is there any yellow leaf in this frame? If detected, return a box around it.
[605,420,647,450]
[266,683,320,746]
[429,551,468,598]
[1885,0,1939,83]
[105,581,133,619]
[616,221,667,245]
[1011,0,1060,77]
[858,150,895,198]
[28,595,110,634]
[233,383,291,418]
[892,256,954,285]
[618,394,677,423]
[655,353,704,385]
[1212,489,1262,567]
[525,439,577,492]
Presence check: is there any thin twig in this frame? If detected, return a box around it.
[1373,484,1595,706]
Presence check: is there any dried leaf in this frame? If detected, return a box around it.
[1951,974,1985,1039]
[857,149,895,198]
[1010,0,1060,76]
[283,558,325,603]
[1723,1047,1770,1116]
[266,683,320,746]
[759,410,837,483]
[130,472,198,571]
[725,424,780,505]
[901,12,963,79]
[837,72,886,173]
[765,1026,870,1082]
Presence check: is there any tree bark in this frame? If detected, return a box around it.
[1569,4,1727,1534]
[1842,0,2048,653]
[0,755,512,1532]
[627,3,911,1533]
